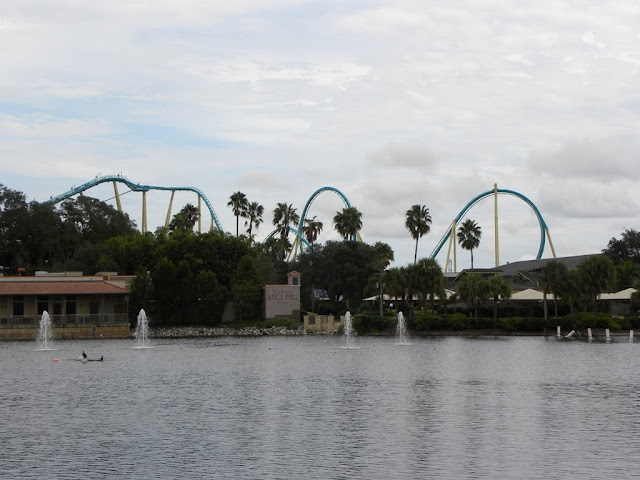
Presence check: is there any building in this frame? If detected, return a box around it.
[0,272,131,339]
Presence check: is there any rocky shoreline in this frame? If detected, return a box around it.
[150,325,308,338]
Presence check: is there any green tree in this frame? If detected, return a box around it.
[230,255,264,323]
[538,260,569,320]
[385,266,410,312]
[405,204,432,264]
[196,270,227,325]
[577,255,615,316]
[457,273,488,320]
[414,258,445,312]
[0,185,29,271]
[227,191,248,237]
[129,268,154,322]
[333,206,362,241]
[457,219,482,268]
[150,257,180,324]
[303,216,323,247]
[273,202,299,260]
[614,260,640,289]
[603,228,640,264]
[487,275,511,325]
[169,203,199,232]
[243,201,264,242]
[295,240,380,312]
[373,241,394,270]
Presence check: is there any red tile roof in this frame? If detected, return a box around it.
[0,281,129,295]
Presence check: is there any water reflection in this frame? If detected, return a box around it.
[1,336,639,479]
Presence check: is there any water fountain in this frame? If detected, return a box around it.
[134,309,150,348]
[36,311,54,350]
[343,311,354,349]
[395,311,410,345]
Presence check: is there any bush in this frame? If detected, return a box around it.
[499,317,521,332]
[353,313,396,334]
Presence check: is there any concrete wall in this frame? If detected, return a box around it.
[0,323,130,340]
[303,314,344,334]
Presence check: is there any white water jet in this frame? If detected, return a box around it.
[395,312,410,345]
[36,311,54,350]
[343,311,354,349]
[134,309,151,348]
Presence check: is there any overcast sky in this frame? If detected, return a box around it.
[2,1,640,270]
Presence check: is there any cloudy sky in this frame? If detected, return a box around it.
[2,1,640,269]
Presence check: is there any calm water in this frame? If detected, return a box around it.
[1,335,639,479]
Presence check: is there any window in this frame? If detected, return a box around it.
[37,296,48,315]
[12,296,24,316]
[89,298,99,315]
[66,296,76,315]
[292,277,299,286]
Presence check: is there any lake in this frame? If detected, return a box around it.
[1,335,639,479]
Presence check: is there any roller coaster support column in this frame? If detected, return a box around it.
[198,195,202,233]
[113,181,123,213]
[445,220,455,273]
[494,184,499,267]
[546,228,557,258]
[142,191,147,234]
[165,191,175,229]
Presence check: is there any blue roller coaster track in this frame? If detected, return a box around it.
[45,175,223,232]
[45,177,553,267]
[429,187,555,264]
[264,186,360,260]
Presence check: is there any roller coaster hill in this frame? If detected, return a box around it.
[46,177,556,269]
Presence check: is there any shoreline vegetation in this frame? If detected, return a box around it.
[148,325,633,339]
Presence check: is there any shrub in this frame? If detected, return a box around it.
[499,317,521,332]
[445,313,472,330]
[352,313,395,334]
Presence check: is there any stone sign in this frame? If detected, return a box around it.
[264,285,300,320]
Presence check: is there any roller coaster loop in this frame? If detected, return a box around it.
[264,186,360,261]
[429,187,556,263]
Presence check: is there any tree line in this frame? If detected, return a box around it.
[2,183,639,328]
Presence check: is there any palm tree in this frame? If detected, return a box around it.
[272,202,300,260]
[539,260,569,320]
[373,241,394,270]
[405,204,432,264]
[487,275,511,326]
[243,201,264,242]
[333,206,362,240]
[168,203,200,232]
[303,216,323,247]
[577,256,615,316]
[415,258,445,312]
[457,219,482,268]
[457,272,488,320]
[385,267,409,312]
[227,192,248,237]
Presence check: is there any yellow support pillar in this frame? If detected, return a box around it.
[165,191,175,229]
[546,228,557,258]
[494,183,499,267]
[112,181,122,212]
[453,220,457,273]
[142,191,147,234]
[198,195,202,233]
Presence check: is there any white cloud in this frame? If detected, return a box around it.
[3,0,640,268]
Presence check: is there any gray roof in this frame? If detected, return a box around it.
[495,254,602,276]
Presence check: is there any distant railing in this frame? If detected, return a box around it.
[0,314,129,326]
